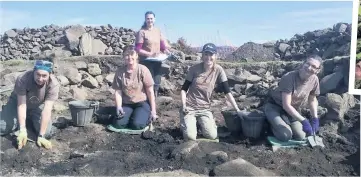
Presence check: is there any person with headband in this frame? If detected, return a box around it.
[0,59,60,150]
[180,43,243,141]
[264,55,322,142]
[135,11,170,98]
[106,45,158,132]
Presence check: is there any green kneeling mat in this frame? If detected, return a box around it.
[267,136,308,148]
[107,124,150,135]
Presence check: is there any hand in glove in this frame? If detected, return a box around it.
[301,119,313,136]
[310,117,319,134]
[37,137,52,149]
[17,128,28,150]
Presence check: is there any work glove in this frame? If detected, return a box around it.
[116,106,124,118]
[37,137,52,149]
[310,117,319,134]
[17,128,28,150]
[301,119,313,136]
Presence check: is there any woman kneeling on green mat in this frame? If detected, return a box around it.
[107,45,158,131]
[264,55,322,142]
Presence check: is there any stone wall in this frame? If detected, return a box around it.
[0,22,352,62]
[0,24,136,61]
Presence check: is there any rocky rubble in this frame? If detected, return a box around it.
[0,54,359,176]
[1,55,358,133]
[0,24,136,61]
[227,22,352,61]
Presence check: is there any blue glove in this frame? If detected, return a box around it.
[301,119,313,136]
[310,118,319,134]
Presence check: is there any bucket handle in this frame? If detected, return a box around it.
[90,101,99,111]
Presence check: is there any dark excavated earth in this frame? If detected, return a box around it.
[0,97,360,176]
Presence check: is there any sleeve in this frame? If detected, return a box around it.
[45,82,60,101]
[136,30,145,44]
[142,66,155,88]
[13,74,27,96]
[181,80,192,91]
[310,77,320,96]
[217,67,228,83]
[278,73,294,94]
[219,81,231,94]
[135,43,143,52]
[112,70,123,91]
[185,67,195,82]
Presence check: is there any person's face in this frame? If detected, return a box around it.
[202,51,216,66]
[124,51,138,65]
[145,14,155,27]
[34,69,50,86]
[356,61,361,80]
[300,58,321,77]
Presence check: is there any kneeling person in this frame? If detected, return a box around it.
[264,55,322,142]
[180,43,242,141]
[0,60,59,149]
[108,45,158,131]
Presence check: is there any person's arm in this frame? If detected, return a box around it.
[17,95,27,130]
[308,77,320,118]
[308,94,318,118]
[217,67,240,111]
[112,69,123,105]
[160,32,170,53]
[145,85,156,115]
[220,81,241,112]
[115,90,123,109]
[39,100,54,136]
[181,80,192,107]
[39,80,60,136]
[141,66,156,116]
[282,92,306,122]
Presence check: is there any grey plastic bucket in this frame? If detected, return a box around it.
[221,110,242,133]
[239,110,265,139]
[68,100,99,127]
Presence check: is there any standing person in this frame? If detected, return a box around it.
[180,43,243,141]
[107,45,158,132]
[0,60,59,150]
[264,55,322,142]
[135,11,170,98]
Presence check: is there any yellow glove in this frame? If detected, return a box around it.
[37,137,52,149]
[17,129,28,149]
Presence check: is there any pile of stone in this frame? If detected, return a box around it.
[0,24,136,61]
[227,22,352,61]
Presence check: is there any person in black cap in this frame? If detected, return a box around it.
[179,43,243,141]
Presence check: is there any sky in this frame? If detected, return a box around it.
[0,1,354,47]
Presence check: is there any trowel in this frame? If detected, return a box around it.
[307,126,325,148]
[11,130,35,143]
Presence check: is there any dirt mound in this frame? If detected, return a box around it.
[226,42,277,62]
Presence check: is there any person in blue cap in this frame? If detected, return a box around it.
[179,43,243,141]
[0,59,60,150]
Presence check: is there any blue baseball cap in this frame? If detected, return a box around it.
[201,43,217,54]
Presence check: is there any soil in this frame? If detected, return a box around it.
[1,91,359,176]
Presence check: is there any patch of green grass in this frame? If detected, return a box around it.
[1,59,34,67]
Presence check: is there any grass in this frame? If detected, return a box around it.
[1,59,34,67]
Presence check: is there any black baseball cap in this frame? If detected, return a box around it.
[201,43,217,54]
